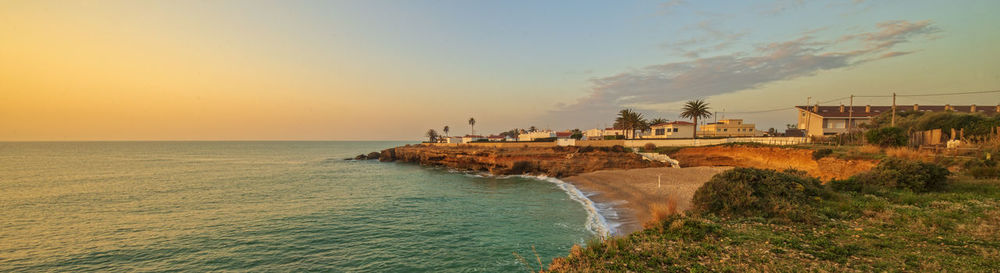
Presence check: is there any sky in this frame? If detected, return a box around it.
[1,0,998,141]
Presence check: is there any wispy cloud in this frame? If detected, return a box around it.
[547,20,940,124]
[658,0,687,14]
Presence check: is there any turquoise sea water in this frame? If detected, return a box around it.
[0,141,597,272]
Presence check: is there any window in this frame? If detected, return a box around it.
[673,128,679,132]
[655,129,665,135]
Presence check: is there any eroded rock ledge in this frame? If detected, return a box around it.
[378,144,665,178]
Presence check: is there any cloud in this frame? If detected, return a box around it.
[546,20,939,125]
[663,19,746,58]
[659,0,686,14]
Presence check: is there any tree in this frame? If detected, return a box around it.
[426,129,439,142]
[528,126,538,132]
[443,125,450,137]
[649,118,668,126]
[468,117,476,135]
[680,99,712,139]
[615,109,647,139]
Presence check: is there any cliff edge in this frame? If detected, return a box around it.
[378,144,666,178]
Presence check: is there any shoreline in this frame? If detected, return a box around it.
[454,167,730,237]
[561,166,732,235]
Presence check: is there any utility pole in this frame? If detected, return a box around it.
[891,92,897,127]
[847,95,854,134]
[805,97,811,137]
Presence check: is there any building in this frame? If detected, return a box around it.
[444,136,464,144]
[698,119,758,137]
[796,104,1000,137]
[555,131,574,140]
[582,128,604,140]
[486,135,512,142]
[517,130,556,141]
[647,121,695,139]
[461,135,486,143]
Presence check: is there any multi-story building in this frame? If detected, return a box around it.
[796,104,1000,137]
[697,119,757,137]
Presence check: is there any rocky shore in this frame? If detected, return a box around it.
[376,144,666,178]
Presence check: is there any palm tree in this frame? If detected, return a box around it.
[468,118,476,135]
[426,129,439,142]
[443,125,450,137]
[680,99,712,139]
[528,126,537,132]
[614,109,646,139]
[649,118,668,126]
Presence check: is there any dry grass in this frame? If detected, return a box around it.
[884,146,934,161]
[643,197,678,229]
[858,145,883,154]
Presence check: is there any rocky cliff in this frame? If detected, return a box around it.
[669,145,877,181]
[379,145,666,178]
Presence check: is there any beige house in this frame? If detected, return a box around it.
[647,121,694,139]
[582,128,604,140]
[796,104,1000,137]
[698,119,758,137]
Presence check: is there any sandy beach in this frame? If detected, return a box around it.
[563,166,732,235]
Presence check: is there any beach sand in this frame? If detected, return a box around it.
[563,166,732,235]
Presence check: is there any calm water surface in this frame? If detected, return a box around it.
[0,142,595,272]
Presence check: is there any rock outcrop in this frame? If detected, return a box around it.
[378,145,665,178]
[669,145,877,181]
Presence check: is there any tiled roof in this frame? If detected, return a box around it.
[651,121,694,126]
[796,105,1000,118]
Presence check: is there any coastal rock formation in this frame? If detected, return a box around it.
[378,145,665,178]
[348,152,381,160]
[669,145,877,181]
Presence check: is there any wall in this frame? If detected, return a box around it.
[423,142,557,148]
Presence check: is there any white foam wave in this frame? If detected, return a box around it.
[515,175,615,239]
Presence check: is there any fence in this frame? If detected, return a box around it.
[909,129,943,147]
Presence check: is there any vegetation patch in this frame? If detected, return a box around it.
[831,158,950,193]
[546,177,1000,272]
[812,148,833,160]
[691,168,830,222]
[864,127,908,147]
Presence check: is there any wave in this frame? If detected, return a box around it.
[437,169,616,238]
[515,175,615,239]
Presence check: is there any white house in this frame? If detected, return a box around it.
[647,121,695,139]
[461,135,486,143]
[582,128,604,140]
[517,131,556,141]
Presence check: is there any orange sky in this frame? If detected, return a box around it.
[2,1,998,140]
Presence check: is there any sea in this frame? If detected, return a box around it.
[0,141,608,272]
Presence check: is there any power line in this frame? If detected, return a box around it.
[719,89,999,115]
[896,89,1000,97]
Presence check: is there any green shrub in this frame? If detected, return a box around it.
[812,148,833,160]
[967,167,1000,179]
[643,143,656,152]
[610,145,627,153]
[832,158,950,193]
[579,146,595,153]
[865,127,907,147]
[691,168,829,222]
[532,137,557,142]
